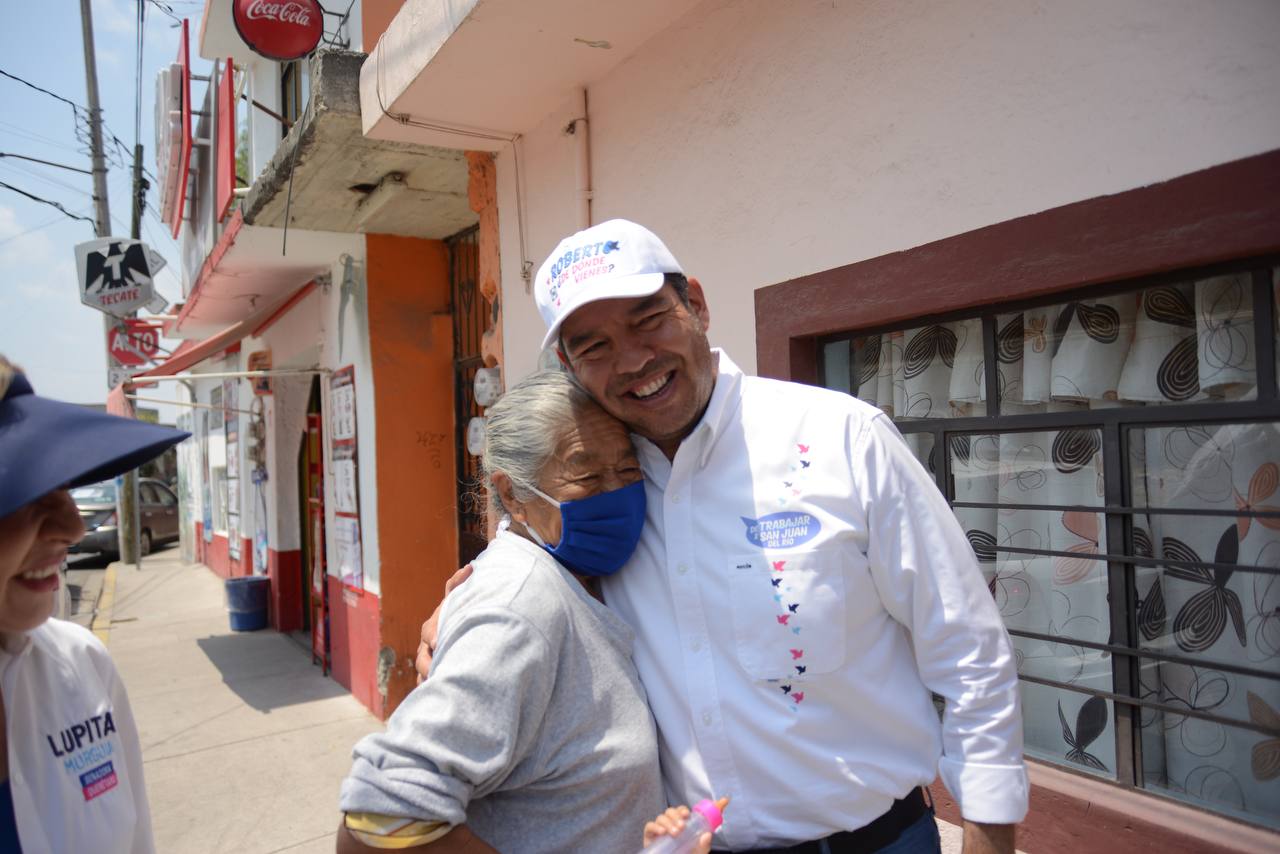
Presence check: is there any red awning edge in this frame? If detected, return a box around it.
[125,278,316,391]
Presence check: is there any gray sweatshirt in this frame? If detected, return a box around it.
[340,531,665,853]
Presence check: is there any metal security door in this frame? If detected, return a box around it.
[447,225,488,566]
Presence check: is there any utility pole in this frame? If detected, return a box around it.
[130,145,145,240]
[80,0,141,569]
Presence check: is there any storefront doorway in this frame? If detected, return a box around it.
[297,377,328,673]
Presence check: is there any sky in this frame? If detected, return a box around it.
[0,0,212,418]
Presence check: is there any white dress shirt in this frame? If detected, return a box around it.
[601,351,1028,849]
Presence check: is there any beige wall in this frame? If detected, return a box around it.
[493,0,1280,379]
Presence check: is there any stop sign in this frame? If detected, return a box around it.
[108,321,162,366]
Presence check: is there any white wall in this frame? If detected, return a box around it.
[240,283,322,558]
[494,0,1280,380]
[242,244,379,591]
[174,240,380,594]
[314,249,383,595]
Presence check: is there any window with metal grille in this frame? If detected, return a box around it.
[819,259,1280,829]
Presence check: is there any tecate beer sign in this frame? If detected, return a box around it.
[75,238,166,318]
[233,0,324,61]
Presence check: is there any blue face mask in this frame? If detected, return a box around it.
[519,480,647,577]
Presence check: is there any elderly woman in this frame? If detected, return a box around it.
[339,370,668,852]
[0,356,188,853]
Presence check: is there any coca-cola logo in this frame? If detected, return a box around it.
[245,1,313,26]
[233,0,323,62]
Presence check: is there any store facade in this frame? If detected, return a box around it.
[363,0,1280,845]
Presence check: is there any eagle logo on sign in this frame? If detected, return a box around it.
[84,242,154,295]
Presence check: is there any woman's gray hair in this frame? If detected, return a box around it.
[481,370,598,513]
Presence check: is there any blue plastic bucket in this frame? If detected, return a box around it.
[225,576,270,632]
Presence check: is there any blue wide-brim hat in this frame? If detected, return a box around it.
[0,372,191,519]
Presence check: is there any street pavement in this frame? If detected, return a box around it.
[63,551,112,628]
[99,546,381,854]
[91,546,971,854]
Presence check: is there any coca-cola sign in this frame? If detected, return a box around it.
[232,0,324,62]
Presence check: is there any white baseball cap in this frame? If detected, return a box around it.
[535,219,683,351]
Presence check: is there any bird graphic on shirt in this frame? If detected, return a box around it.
[790,648,804,660]
[792,627,802,635]
[772,560,787,571]
[796,665,807,675]
[780,684,792,695]
[793,692,805,703]
[771,578,782,588]
[788,603,799,613]
[801,460,811,468]
[798,444,810,453]
[783,481,793,488]
[777,615,791,626]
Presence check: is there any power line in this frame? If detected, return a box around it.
[0,211,78,248]
[0,68,85,111]
[0,181,95,225]
[0,67,133,172]
[146,0,182,25]
[0,160,93,198]
[0,122,84,156]
[0,152,92,175]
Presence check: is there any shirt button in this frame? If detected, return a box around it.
[702,712,713,726]
[671,494,682,504]
[691,640,702,652]
[677,563,688,575]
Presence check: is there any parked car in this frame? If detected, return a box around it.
[69,478,180,558]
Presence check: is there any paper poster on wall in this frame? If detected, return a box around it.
[330,368,357,442]
[225,378,241,561]
[247,350,273,395]
[253,470,268,575]
[200,411,213,543]
[228,512,241,560]
[210,386,223,430]
[333,453,357,516]
[333,514,362,589]
[328,366,363,590]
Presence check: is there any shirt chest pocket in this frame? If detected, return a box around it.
[727,548,848,680]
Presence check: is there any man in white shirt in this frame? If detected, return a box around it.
[425,220,1028,853]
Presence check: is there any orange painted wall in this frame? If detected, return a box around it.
[365,233,459,716]
[362,0,406,49]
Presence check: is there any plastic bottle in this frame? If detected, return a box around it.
[642,798,727,854]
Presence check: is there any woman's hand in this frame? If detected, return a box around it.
[416,564,474,683]
[642,806,712,853]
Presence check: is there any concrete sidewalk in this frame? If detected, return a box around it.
[102,548,381,854]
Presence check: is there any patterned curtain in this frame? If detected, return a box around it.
[850,272,1278,823]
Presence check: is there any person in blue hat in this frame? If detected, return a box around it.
[0,355,188,854]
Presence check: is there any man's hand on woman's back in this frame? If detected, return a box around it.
[416,564,474,683]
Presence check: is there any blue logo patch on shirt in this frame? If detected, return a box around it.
[741,512,820,549]
[80,761,118,801]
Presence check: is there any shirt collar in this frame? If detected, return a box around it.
[0,629,32,657]
[632,348,743,475]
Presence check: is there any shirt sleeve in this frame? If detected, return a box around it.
[339,606,558,826]
[854,413,1030,824]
